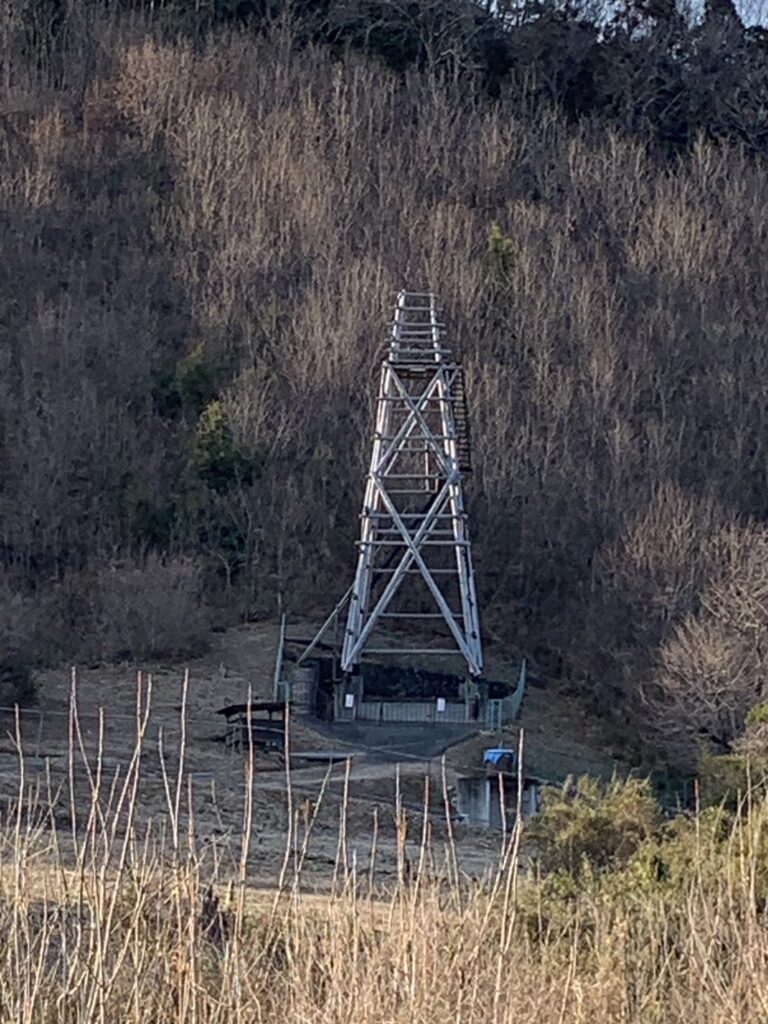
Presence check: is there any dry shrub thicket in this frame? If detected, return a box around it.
[0,685,768,1023]
[2,9,768,758]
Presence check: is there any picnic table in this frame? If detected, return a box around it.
[216,702,286,752]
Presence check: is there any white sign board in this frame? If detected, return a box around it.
[344,693,355,709]
[436,697,446,713]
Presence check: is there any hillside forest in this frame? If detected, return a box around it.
[2,0,768,770]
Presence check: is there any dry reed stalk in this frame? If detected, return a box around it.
[2,679,768,1022]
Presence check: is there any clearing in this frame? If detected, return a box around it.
[0,619,620,887]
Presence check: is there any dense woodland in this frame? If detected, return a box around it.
[2,0,768,768]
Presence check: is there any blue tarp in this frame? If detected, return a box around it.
[483,748,516,766]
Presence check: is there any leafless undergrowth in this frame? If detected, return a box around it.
[2,10,768,751]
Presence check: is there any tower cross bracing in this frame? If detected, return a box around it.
[341,290,483,676]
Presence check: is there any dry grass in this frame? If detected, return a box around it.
[0,681,764,1022]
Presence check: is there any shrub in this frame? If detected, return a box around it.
[189,401,261,495]
[175,344,220,414]
[152,345,221,419]
[698,702,768,807]
[528,774,660,876]
[485,223,516,290]
[92,555,209,661]
[746,703,768,727]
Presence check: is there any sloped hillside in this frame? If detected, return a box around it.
[2,5,768,766]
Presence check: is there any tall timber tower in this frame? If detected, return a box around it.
[341,291,483,677]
